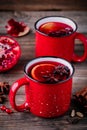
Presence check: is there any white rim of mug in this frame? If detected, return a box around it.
[34,16,78,38]
[24,56,75,84]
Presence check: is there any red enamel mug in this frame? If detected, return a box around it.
[9,57,74,118]
[35,16,87,62]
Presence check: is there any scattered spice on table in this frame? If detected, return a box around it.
[0,81,13,114]
[66,86,87,124]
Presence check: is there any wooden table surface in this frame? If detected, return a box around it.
[0,11,87,130]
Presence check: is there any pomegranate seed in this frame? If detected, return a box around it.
[5,108,13,114]
[25,103,30,111]
[0,105,13,114]
[0,105,6,111]
[5,18,30,37]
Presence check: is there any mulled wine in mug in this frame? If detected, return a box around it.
[35,16,87,62]
[9,57,74,118]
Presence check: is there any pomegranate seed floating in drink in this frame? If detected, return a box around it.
[5,19,30,37]
[0,36,21,72]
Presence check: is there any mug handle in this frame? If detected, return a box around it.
[72,32,87,62]
[9,77,30,112]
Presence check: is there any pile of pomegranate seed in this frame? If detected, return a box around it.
[5,18,30,37]
[0,105,13,114]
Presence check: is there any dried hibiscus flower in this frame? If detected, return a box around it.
[5,18,30,37]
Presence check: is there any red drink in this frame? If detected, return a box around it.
[35,16,87,62]
[9,57,74,118]
[39,22,73,37]
[29,61,70,84]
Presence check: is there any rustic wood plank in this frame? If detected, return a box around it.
[0,11,87,33]
[0,0,87,11]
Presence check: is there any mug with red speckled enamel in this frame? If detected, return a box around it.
[9,57,74,118]
[35,16,87,62]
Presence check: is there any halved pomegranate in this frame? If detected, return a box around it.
[0,36,21,72]
[5,19,30,37]
[39,22,73,37]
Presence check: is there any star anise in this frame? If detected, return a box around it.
[0,82,10,95]
[42,65,70,84]
[53,65,70,78]
[43,74,59,83]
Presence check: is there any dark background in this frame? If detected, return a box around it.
[0,0,87,11]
